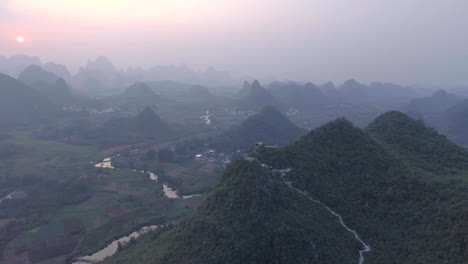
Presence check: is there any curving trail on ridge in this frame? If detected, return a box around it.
[246,154,371,264]
[282,178,371,264]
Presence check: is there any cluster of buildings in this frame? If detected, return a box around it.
[62,106,120,114]
[194,149,231,165]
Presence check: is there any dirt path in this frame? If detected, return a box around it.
[245,153,372,263]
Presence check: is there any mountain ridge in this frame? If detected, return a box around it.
[103,160,361,264]
[210,105,305,152]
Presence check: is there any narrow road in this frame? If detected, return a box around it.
[283,179,371,264]
[246,154,372,264]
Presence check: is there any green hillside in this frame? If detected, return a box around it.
[257,112,468,263]
[103,111,467,264]
[211,106,305,152]
[367,111,468,176]
[79,107,171,147]
[104,160,361,264]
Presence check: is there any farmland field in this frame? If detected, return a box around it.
[0,131,220,263]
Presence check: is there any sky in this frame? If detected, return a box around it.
[1,0,468,85]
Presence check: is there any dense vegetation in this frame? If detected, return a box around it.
[256,112,468,263]
[367,111,468,175]
[40,107,173,148]
[210,106,305,152]
[104,160,361,264]
[101,111,468,264]
[2,54,468,264]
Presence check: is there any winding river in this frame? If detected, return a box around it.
[73,225,162,264]
[81,152,369,263]
[148,172,158,181]
[93,157,202,200]
[162,184,203,200]
[0,190,25,204]
[200,111,212,126]
[74,156,204,263]
[163,183,179,199]
[94,157,114,169]
[75,156,203,262]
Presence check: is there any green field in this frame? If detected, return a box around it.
[0,131,216,263]
[0,132,100,182]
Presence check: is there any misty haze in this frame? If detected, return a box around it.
[0,1,467,264]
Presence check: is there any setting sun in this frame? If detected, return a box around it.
[0,1,467,264]
[16,36,25,44]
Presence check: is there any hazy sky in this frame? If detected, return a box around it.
[1,0,468,85]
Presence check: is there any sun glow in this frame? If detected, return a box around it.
[16,36,25,44]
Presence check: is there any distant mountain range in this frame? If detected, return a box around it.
[268,81,327,110]
[237,80,282,110]
[404,90,468,146]
[0,54,425,112]
[234,79,416,114]
[339,79,415,106]
[147,80,213,102]
[0,55,237,95]
[104,111,468,264]
[407,90,462,119]
[0,54,42,77]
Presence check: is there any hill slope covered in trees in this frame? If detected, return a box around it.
[104,111,467,264]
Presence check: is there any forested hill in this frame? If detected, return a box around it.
[210,105,306,152]
[104,160,360,264]
[367,111,468,174]
[105,111,467,264]
[256,111,468,263]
